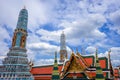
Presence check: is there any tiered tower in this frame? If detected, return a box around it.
[52,52,60,80]
[59,31,67,62]
[95,49,104,80]
[0,7,34,79]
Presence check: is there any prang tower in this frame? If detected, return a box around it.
[59,31,67,62]
[0,7,33,79]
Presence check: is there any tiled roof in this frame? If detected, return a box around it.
[31,64,63,75]
[30,52,109,79]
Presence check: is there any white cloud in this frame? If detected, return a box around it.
[86,46,96,54]
[27,42,59,55]
[112,60,120,67]
[0,56,6,64]
[110,47,120,60]
[59,13,106,46]
[27,41,59,61]
[36,29,61,43]
[0,0,119,66]
[34,58,69,66]
[0,25,10,55]
[34,59,54,66]
[98,51,108,57]
[0,0,23,29]
[109,10,120,34]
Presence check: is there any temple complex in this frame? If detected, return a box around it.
[0,7,119,80]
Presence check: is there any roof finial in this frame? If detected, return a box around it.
[55,51,57,59]
[108,49,111,59]
[95,48,98,59]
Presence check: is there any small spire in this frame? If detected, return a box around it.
[55,51,57,59]
[52,51,60,79]
[95,48,104,79]
[108,49,112,57]
[95,48,98,57]
[95,48,98,66]
[108,49,111,58]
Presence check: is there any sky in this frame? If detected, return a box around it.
[0,0,120,67]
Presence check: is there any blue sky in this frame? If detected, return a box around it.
[0,0,120,67]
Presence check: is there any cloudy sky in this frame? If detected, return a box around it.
[0,0,120,67]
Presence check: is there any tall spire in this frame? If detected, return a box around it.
[52,52,60,80]
[16,6,28,30]
[60,31,66,50]
[12,7,28,48]
[60,31,67,62]
[95,49,104,80]
[95,48,98,60]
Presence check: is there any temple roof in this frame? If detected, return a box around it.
[31,64,63,75]
[30,51,110,79]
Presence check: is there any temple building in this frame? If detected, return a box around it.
[31,49,114,80]
[0,7,34,79]
[59,31,68,62]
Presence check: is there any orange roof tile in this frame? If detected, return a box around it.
[84,58,93,66]
[31,65,63,75]
[99,60,106,69]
